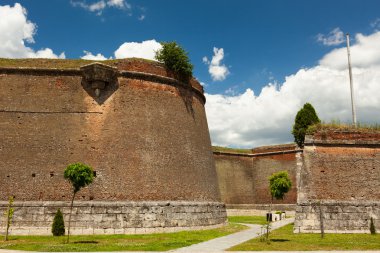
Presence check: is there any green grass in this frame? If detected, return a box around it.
[0,58,159,69]
[228,216,267,225]
[229,223,380,251]
[307,121,380,135]
[213,146,252,154]
[0,223,246,252]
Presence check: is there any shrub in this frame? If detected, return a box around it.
[370,217,377,234]
[269,171,292,201]
[292,103,320,147]
[155,42,193,81]
[52,208,65,236]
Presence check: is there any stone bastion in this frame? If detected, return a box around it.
[294,128,380,233]
[0,59,226,235]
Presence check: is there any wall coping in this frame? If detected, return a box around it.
[0,67,206,104]
[0,201,225,207]
[297,200,380,206]
[304,138,380,147]
[213,149,302,157]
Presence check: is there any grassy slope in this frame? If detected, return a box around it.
[0,223,246,252]
[229,223,380,251]
[0,58,158,69]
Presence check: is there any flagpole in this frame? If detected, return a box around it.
[346,33,357,127]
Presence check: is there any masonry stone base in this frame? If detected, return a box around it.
[294,200,380,233]
[0,201,227,235]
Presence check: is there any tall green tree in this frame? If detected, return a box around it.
[155,41,193,81]
[64,163,94,243]
[292,103,320,147]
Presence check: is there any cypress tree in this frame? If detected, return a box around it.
[52,208,65,236]
[370,217,377,234]
[292,103,320,147]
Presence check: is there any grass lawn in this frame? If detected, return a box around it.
[228,216,267,225]
[229,223,380,251]
[0,223,246,252]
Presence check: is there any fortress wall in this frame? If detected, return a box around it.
[0,60,226,234]
[0,201,226,235]
[214,144,299,208]
[295,131,380,233]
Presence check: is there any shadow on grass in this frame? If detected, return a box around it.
[73,241,99,244]
[270,239,290,242]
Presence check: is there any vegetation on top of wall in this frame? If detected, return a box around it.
[212,146,252,154]
[155,42,193,81]
[306,121,380,135]
[0,58,158,69]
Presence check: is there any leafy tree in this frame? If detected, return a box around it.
[268,171,292,212]
[155,41,193,81]
[52,208,65,236]
[64,163,94,243]
[292,103,320,147]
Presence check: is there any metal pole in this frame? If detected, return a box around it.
[346,33,357,127]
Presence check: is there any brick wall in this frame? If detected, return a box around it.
[295,130,380,233]
[214,144,299,206]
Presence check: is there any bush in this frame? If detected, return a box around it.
[370,217,377,234]
[269,171,292,200]
[292,103,320,147]
[52,208,65,236]
[155,42,193,81]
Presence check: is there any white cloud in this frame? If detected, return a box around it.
[81,51,108,60]
[320,32,380,70]
[71,0,131,15]
[203,47,229,81]
[0,3,64,59]
[206,31,380,148]
[138,15,146,21]
[371,18,380,30]
[317,27,345,46]
[114,39,162,60]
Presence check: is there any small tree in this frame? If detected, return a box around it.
[64,163,94,243]
[155,41,193,81]
[370,217,377,234]
[4,196,14,241]
[268,171,292,213]
[292,103,320,147]
[52,208,65,236]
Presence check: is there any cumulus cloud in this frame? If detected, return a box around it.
[206,31,380,148]
[71,0,131,15]
[203,47,229,81]
[81,51,108,60]
[114,39,162,60]
[317,27,345,46]
[0,3,64,59]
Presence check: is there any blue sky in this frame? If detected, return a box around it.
[2,0,380,147]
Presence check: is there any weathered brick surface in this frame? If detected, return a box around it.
[0,63,220,202]
[295,131,380,233]
[0,201,227,235]
[214,144,298,205]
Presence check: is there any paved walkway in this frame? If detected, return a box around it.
[172,218,294,252]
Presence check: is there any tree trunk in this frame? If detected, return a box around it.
[67,192,76,243]
[4,205,10,241]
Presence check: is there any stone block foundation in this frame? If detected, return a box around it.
[294,200,380,233]
[0,201,227,235]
